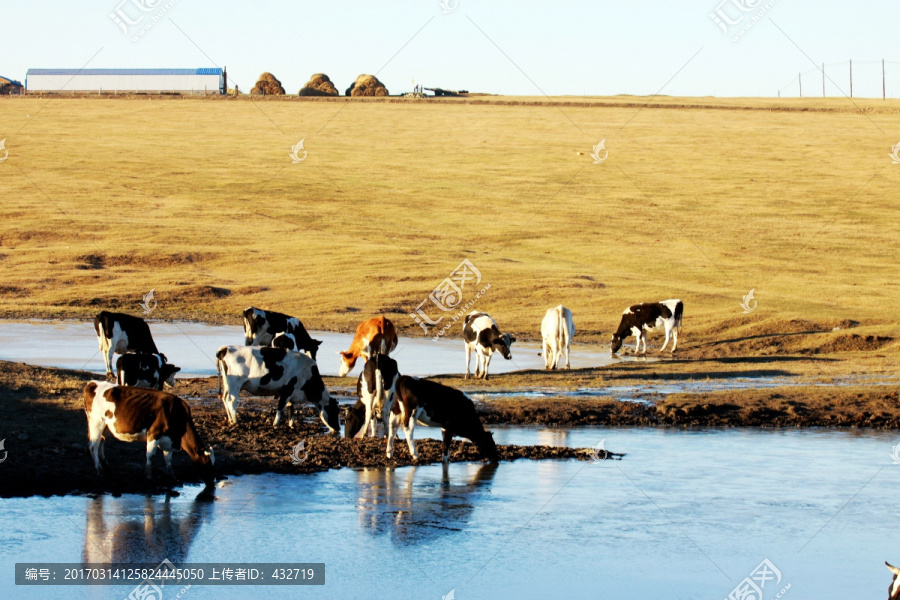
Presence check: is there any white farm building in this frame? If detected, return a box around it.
[25,68,225,94]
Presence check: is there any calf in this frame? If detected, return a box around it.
[216,345,339,432]
[94,311,163,377]
[540,305,575,370]
[116,353,181,390]
[350,354,400,438]
[83,381,215,486]
[337,316,398,377]
[610,299,684,355]
[887,562,900,600]
[463,311,515,380]
[242,307,322,360]
[387,375,499,463]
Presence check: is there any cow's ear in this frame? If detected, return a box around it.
[173,366,182,372]
[313,340,323,347]
[887,562,900,576]
[508,336,516,343]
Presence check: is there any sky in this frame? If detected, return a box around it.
[2,0,899,98]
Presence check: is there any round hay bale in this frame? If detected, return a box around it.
[348,74,388,97]
[253,73,285,95]
[301,73,338,96]
[299,86,336,97]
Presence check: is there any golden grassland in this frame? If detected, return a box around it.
[1,94,898,355]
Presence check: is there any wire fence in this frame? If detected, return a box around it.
[777,60,900,99]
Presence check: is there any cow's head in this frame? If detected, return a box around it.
[493,334,516,359]
[610,334,623,355]
[887,562,900,600]
[344,402,366,438]
[337,351,358,377]
[161,362,181,387]
[477,431,500,463]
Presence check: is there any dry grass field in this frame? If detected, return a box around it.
[1,94,898,355]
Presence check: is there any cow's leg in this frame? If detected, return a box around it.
[386,412,399,459]
[222,378,239,424]
[273,392,289,428]
[287,400,295,429]
[671,327,679,352]
[481,352,492,380]
[441,428,453,463]
[564,340,571,369]
[105,344,116,378]
[464,344,472,379]
[404,416,418,461]
[145,438,159,479]
[659,327,671,353]
[542,339,551,369]
[159,438,174,478]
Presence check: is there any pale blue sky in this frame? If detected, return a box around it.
[2,0,899,97]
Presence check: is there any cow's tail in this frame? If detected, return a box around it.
[215,347,227,400]
[674,301,684,333]
[556,305,568,350]
[375,368,385,416]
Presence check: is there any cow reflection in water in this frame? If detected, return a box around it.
[356,463,498,545]
[83,489,214,564]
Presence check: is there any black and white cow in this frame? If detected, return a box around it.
[116,353,181,390]
[610,299,684,355]
[216,345,339,432]
[886,562,900,600]
[94,311,164,377]
[463,311,515,380]
[387,376,499,463]
[242,307,322,360]
[345,354,400,438]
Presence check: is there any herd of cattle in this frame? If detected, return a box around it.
[83,299,685,487]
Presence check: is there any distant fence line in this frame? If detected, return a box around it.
[779,59,900,99]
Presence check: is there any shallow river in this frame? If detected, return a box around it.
[0,320,633,378]
[3,427,899,599]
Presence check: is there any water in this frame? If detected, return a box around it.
[0,319,628,378]
[2,427,898,599]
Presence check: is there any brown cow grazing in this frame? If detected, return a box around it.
[83,381,215,487]
[387,375,499,463]
[337,316,398,377]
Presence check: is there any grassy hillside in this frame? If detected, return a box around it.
[0,95,898,350]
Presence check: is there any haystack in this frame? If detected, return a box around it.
[299,73,338,96]
[346,74,388,97]
[251,72,285,96]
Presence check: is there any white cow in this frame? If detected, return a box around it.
[541,305,575,370]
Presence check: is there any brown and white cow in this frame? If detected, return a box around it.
[887,562,900,600]
[116,353,180,390]
[242,307,322,360]
[610,299,684,355]
[94,311,164,377]
[83,381,215,486]
[387,375,499,463]
[216,345,340,432]
[463,311,515,380]
[337,316,398,377]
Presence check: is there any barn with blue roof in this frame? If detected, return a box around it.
[25,68,225,94]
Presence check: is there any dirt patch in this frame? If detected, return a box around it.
[806,334,893,354]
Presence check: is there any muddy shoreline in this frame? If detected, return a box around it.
[1,359,898,499]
